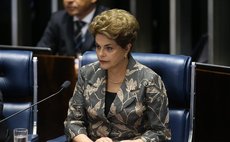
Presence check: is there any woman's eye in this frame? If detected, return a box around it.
[106,47,113,52]
[96,45,101,49]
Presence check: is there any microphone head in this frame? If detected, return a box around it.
[61,81,71,89]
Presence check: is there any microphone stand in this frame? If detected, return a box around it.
[0,81,70,123]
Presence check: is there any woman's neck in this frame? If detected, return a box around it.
[107,58,128,84]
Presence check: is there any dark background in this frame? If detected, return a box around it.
[0,0,207,57]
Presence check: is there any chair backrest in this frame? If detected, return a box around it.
[80,51,195,142]
[0,50,38,135]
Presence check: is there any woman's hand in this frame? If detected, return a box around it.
[95,137,113,142]
[120,139,144,142]
[72,134,93,142]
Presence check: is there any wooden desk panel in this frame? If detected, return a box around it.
[36,55,77,141]
[193,63,230,142]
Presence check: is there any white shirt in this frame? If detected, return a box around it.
[73,8,96,42]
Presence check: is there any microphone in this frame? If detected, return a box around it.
[61,80,71,89]
[0,80,71,123]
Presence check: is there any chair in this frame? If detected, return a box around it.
[0,50,39,142]
[48,51,195,142]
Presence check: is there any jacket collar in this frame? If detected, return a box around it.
[86,56,140,117]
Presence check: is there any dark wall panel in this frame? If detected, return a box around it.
[0,0,11,44]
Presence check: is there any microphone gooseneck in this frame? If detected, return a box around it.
[0,80,71,123]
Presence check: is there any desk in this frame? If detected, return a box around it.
[193,63,230,142]
[36,55,77,141]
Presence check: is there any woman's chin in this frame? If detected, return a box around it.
[99,64,109,70]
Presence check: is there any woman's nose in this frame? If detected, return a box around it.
[97,48,105,57]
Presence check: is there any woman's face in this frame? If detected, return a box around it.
[95,34,130,70]
[63,0,96,19]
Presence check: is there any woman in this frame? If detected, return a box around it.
[64,9,171,142]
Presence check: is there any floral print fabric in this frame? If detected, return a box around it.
[64,56,171,142]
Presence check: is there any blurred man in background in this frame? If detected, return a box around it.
[37,0,108,58]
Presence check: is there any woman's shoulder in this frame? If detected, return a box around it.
[134,61,158,76]
[129,61,162,83]
[79,61,100,75]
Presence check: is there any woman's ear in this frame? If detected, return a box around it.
[124,43,132,58]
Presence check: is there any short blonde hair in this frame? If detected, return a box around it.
[89,9,139,48]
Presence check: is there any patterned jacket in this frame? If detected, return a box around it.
[64,56,171,142]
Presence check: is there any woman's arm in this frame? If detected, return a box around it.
[64,68,91,141]
[72,134,93,142]
[140,75,171,142]
[120,139,144,142]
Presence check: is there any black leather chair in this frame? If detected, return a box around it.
[48,51,195,142]
[0,50,38,142]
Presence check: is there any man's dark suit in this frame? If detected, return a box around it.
[37,5,108,57]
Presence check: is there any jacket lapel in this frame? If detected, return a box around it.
[87,57,141,119]
[107,56,140,117]
[87,66,107,118]
[81,31,95,53]
[81,5,108,53]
